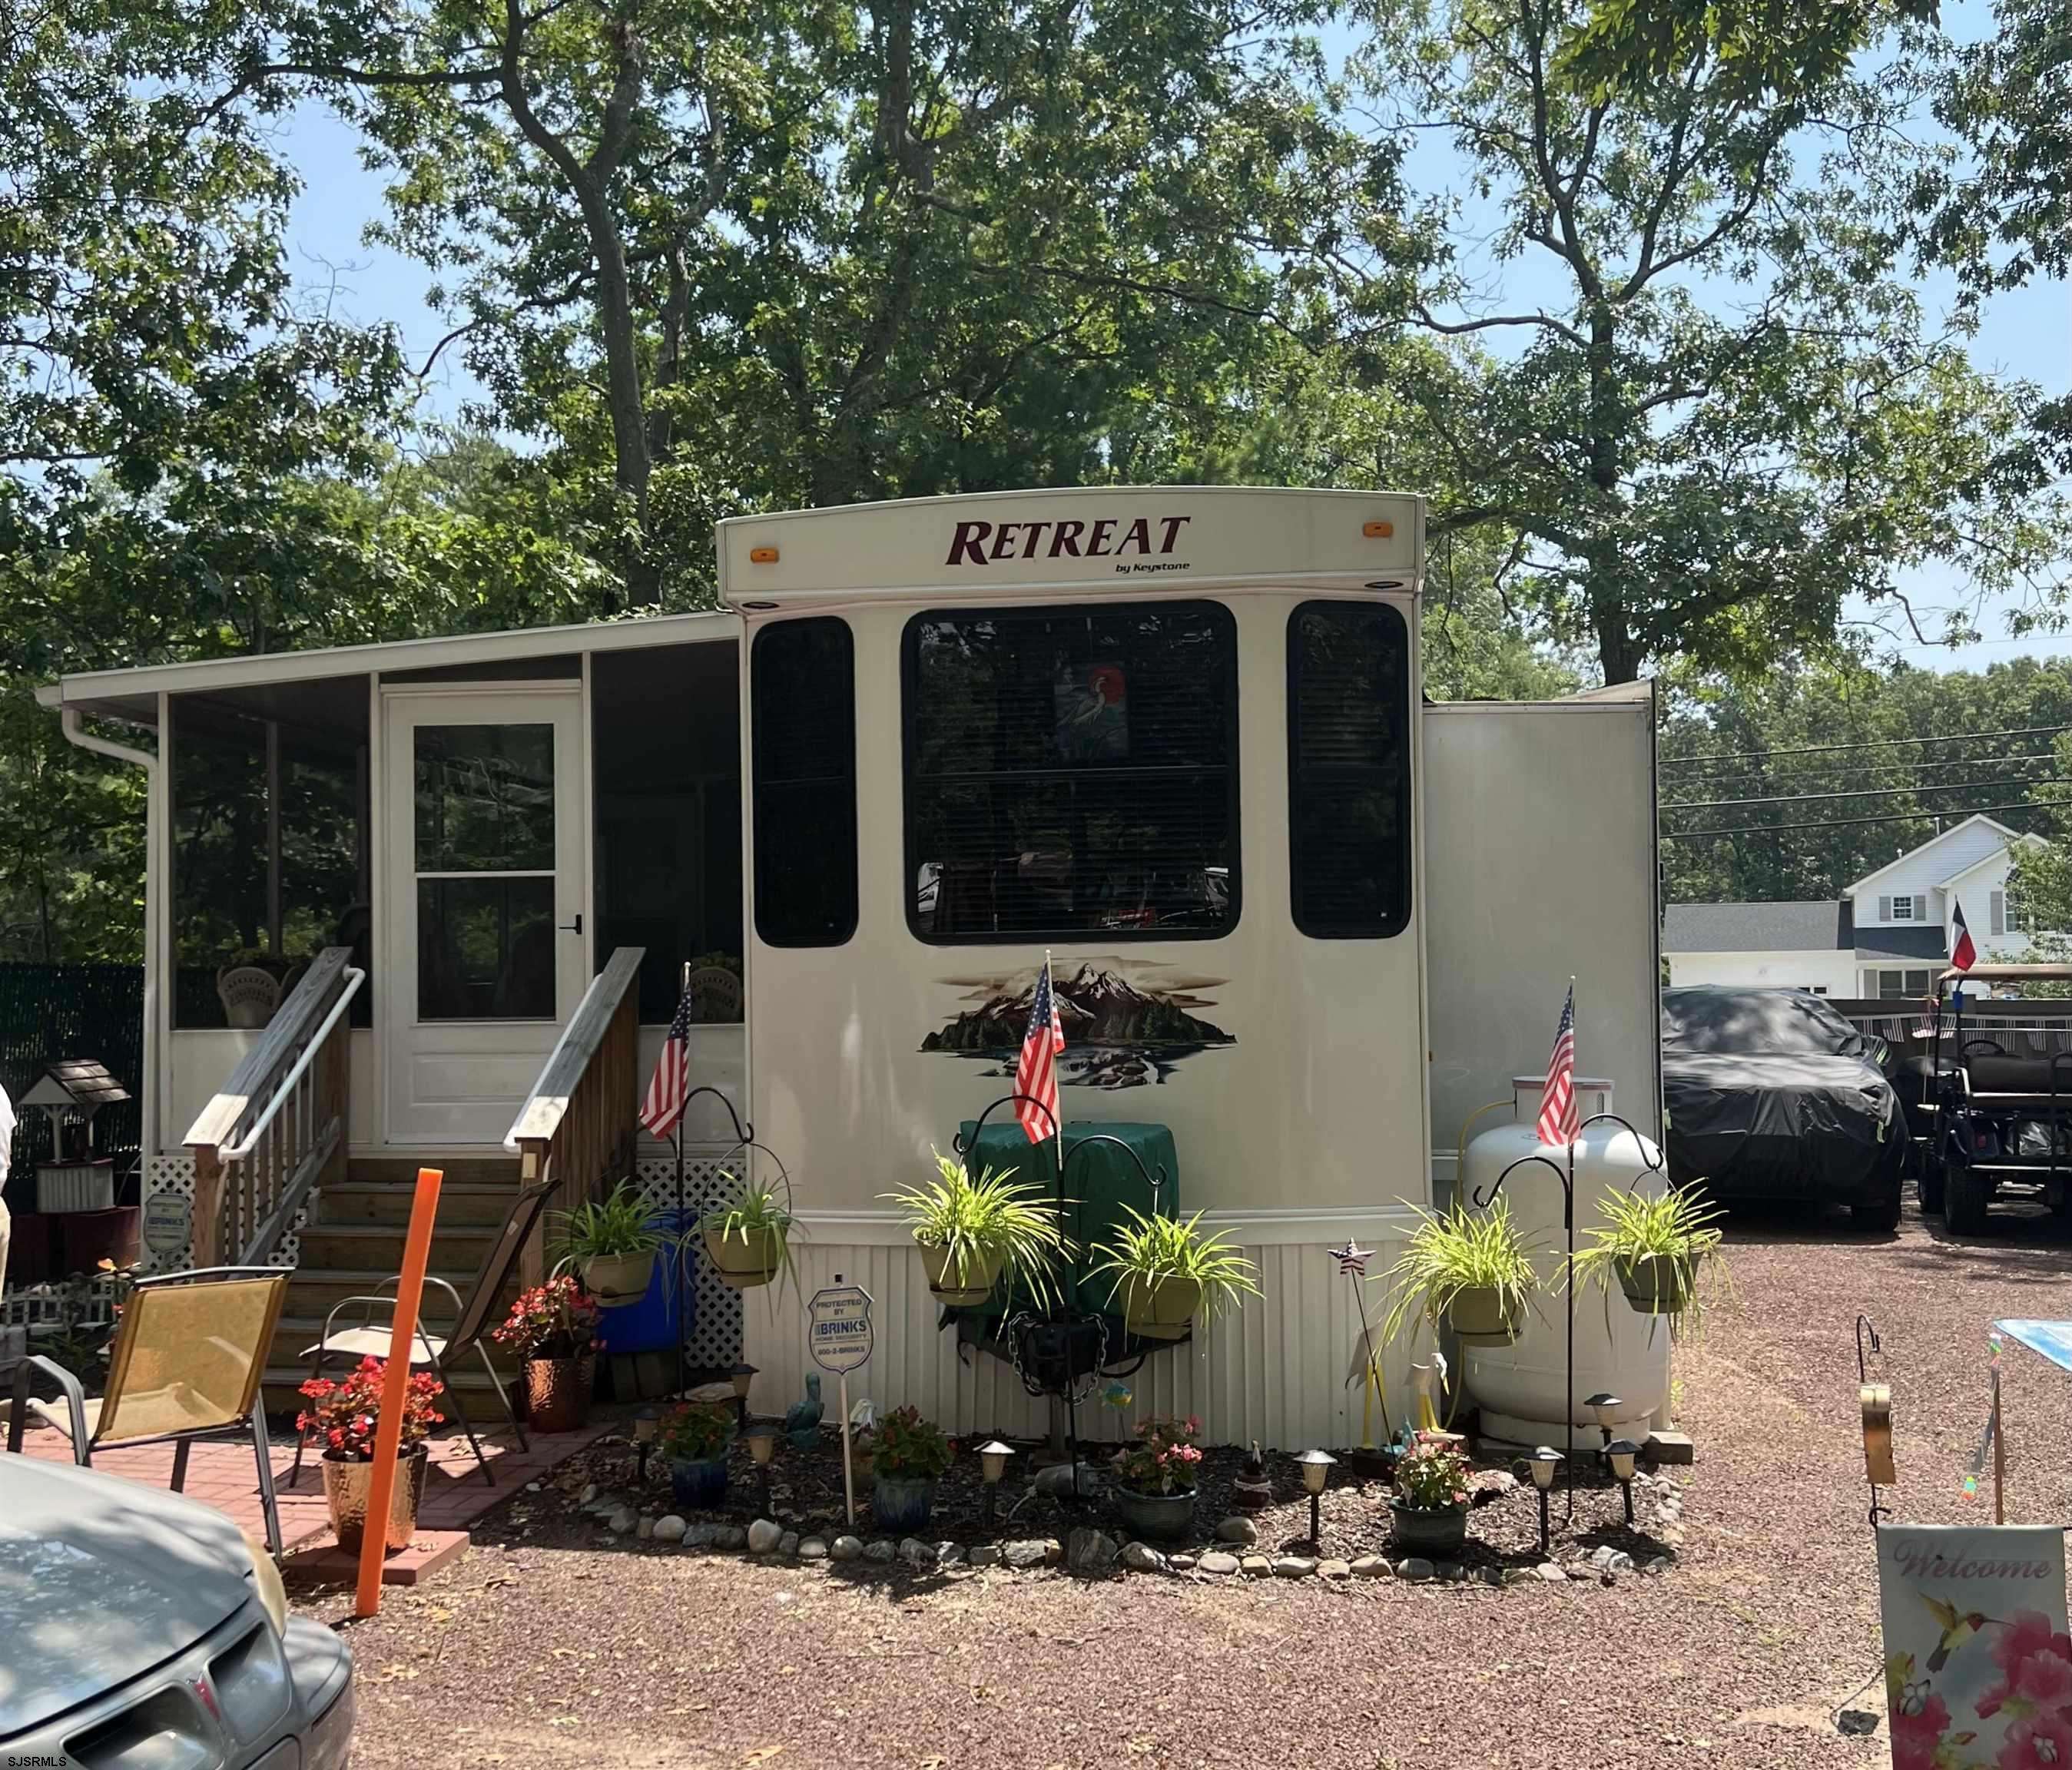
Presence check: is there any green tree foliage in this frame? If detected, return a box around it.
[1324,0,2067,684]
[1660,658,2072,904]
[224,0,1364,602]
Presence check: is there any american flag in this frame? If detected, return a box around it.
[638,983,695,1140]
[1536,983,1579,1149]
[1014,958,1066,1144]
[1329,1241,1371,1277]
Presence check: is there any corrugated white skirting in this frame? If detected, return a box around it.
[743,1232,1421,1452]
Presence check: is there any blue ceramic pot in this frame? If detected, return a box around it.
[1111,1486,1196,1543]
[671,1454,729,1510]
[873,1476,937,1533]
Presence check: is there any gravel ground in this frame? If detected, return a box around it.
[300,1195,2072,1770]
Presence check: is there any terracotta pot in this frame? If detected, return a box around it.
[1111,1487,1196,1542]
[1122,1274,1200,1341]
[1616,1255,1692,1317]
[921,1242,1002,1308]
[701,1221,787,1289]
[323,1447,428,1555]
[524,1354,595,1433]
[1446,1285,1523,1346]
[1388,1499,1467,1555]
[581,1249,658,1308]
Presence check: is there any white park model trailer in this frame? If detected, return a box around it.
[36,486,1660,1449]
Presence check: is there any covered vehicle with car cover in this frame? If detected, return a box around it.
[1661,986,1906,1228]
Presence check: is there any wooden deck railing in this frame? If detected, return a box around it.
[185,946,361,1268]
[505,946,645,1288]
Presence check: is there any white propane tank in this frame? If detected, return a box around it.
[1461,1076,1669,1447]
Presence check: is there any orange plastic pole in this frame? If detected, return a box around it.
[354,1165,443,1617]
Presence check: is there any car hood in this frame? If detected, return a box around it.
[0,1455,253,1739]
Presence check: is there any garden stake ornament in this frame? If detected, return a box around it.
[1856,1313,1895,1526]
[1331,1238,1394,1452]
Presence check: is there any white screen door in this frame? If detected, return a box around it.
[381,687,587,1144]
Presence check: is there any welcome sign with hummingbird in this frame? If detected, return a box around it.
[1876,1524,2070,1770]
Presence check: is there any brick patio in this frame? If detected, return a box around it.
[9,1410,617,1579]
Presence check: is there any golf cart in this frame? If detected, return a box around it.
[1919,964,2072,1234]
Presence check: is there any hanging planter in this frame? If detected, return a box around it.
[1615,1254,1692,1318]
[1121,1273,1202,1341]
[1089,1207,1261,1344]
[886,1150,1069,1311]
[1379,1199,1538,1355]
[701,1145,797,1291]
[1445,1284,1524,1346]
[551,1181,668,1308]
[1566,1187,1726,1334]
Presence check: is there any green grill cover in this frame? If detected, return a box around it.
[951,1120,1179,1354]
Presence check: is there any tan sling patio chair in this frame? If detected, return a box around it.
[5,1265,291,1556]
[288,1180,556,1490]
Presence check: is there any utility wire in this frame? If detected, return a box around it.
[1663,800,2059,840]
[1661,746,2066,788]
[1666,774,2072,813]
[1661,721,2072,768]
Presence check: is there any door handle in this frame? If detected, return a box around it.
[560,913,583,935]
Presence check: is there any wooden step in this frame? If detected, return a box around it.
[294,1221,502,1274]
[320,1181,522,1225]
[344,1155,519,1188]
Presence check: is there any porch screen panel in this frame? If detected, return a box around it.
[1287,601,1411,939]
[903,602,1238,941]
[414,724,555,1019]
[751,619,857,947]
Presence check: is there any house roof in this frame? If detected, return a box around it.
[1847,814,2030,897]
[35,609,741,726]
[1854,927,1949,963]
[1661,901,1848,953]
[1938,835,2048,892]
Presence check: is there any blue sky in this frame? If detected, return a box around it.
[271,8,2070,674]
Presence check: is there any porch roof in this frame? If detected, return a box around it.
[35,608,741,725]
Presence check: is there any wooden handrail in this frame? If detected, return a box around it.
[186,947,358,1268]
[506,946,645,1288]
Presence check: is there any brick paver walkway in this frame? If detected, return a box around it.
[10,1412,614,1556]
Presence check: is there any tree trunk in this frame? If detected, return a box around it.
[1584,302,1639,684]
[579,184,658,605]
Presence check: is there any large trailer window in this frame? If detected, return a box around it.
[751,618,857,947]
[1288,601,1411,939]
[903,602,1238,942]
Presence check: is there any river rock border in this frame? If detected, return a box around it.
[568,1470,1685,1588]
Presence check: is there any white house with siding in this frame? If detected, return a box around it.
[1664,815,2050,998]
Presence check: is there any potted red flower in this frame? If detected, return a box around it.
[870,1406,953,1532]
[297,1355,445,1553]
[1390,1430,1473,1555]
[493,1274,603,1433]
[1109,1414,1203,1541]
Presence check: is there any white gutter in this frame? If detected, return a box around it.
[56,706,161,1155]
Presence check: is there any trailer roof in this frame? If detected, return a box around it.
[1941,964,2072,981]
[35,608,740,725]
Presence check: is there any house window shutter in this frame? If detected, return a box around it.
[1992,891,2006,936]
[1915,893,1928,922]
[1878,895,1892,921]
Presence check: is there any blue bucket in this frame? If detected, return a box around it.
[595,1211,695,1354]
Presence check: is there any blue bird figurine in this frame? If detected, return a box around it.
[784,1371,824,1450]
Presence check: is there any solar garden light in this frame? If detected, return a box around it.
[1296,1449,1337,1550]
[633,1407,661,1483]
[730,1362,758,1425]
[1584,1392,1623,1469]
[744,1421,779,1518]
[1526,1446,1563,1557]
[978,1440,1016,1530]
[1606,1439,1641,1526]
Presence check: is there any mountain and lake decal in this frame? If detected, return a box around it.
[923,960,1234,1089]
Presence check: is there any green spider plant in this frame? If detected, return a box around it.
[1377,1198,1540,1348]
[1567,1185,1727,1336]
[881,1150,1072,1310]
[1088,1205,1261,1331]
